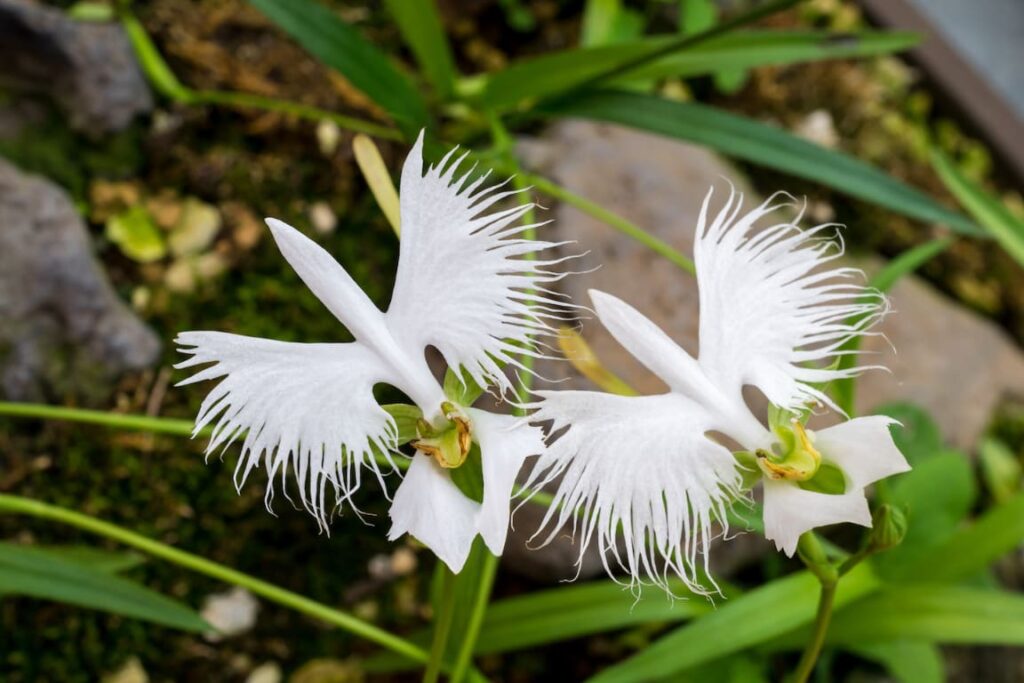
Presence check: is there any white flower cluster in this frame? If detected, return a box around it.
[177,134,908,588]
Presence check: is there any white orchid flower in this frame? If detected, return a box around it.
[176,133,571,573]
[526,187,910,592]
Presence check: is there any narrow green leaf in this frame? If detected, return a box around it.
[827,586,1024,646]
[477,579,724,655]
[38,546,145,574]
[850,640,944,683]
[0,542,208,632]
[538,90,980,235]
[249,0,428,131]
[384,0,457,100]
[631,30,919,81]
[890,490,1024,583]
[480,30,917,111]
[933,148,1024,267]
[586,564,879,683]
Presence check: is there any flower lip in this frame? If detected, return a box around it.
[756,419,822,481]
[412,401,473,469]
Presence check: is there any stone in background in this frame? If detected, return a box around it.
[0,159,160,402]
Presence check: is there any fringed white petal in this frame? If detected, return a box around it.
[762,416,910,555]
[175,333,399,530]
[388,454,480,573]
[526,390,741,593]
[694,186,888,413]
[469,409,546,556]
[387,132,577,396]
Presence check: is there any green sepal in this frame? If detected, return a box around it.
[797,461,847,495]
[382,403,422,445]
[449,443,484,504]
[443,366,485,406]
[732,451,763,490]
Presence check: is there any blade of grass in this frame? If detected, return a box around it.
[249,0,428,132]
[384,0,457,100]
[932,148,1024,267]
[0,495,429,663]
[536,90,980,235]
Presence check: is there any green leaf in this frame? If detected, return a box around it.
[586,564,879,683]
[479,30,918,111]
[874,451,976,578]
[933,147,1024,267]
[537,90,980,236]
[0,542,208,632]
[249,0,428,132]
[37,546,145,574]
[826,586,1024,646]
[476,578,723,655]
[850,640,944,683]
[891,490,1024,583]
[106,205,166,263]
[580,0,645,47]
[384,0,457,100]
[629,30,920,82]
[980,437,1023,503]
[875,402,944,466]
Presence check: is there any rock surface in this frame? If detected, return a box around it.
[0,0,152,134]
[504,119,1024,580]
[0,158,160,401]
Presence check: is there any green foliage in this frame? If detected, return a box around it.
[586,565,879,682]
[248,0,429,132]
[933,147,1024,268]
[478,30,917,111]
[384,0,457,100]
[537,90,980,235]
[979,437,1023,503]
[850,641,944,683]
[0,543,208,632]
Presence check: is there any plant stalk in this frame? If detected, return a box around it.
[424,566,458,683]
[792,578,837,683]
[0,494,428,663]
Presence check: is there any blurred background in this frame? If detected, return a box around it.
[1,0,1023,681]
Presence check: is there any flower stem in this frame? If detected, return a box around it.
[423,566,458,683]
[792,579,837,683]
[450,551,499,683]
[0,401,196,436]
[0,494,428,664]
[793,532,839,682]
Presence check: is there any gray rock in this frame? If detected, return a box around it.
[0,158,160,401]
[505,119,1024,580]
[0,0,152,134]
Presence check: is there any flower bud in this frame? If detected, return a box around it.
[866,504,908,552]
